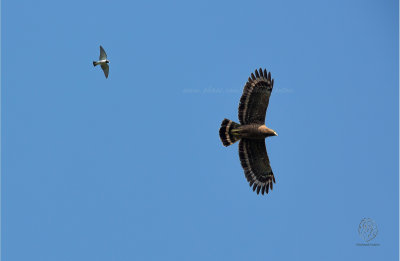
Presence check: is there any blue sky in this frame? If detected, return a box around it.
[2,0,398,260]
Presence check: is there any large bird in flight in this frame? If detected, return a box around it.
[219,68,277,195]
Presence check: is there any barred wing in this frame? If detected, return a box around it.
[238,139,275,195]
[238,68,274,124]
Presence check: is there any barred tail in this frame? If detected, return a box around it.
[219,119,241,147]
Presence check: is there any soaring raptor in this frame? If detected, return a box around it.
[219,68,277,195]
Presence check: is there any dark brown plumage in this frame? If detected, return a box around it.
[219,68,277,195]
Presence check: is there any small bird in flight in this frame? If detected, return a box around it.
[219,68,278,195]
[93,45,109,78]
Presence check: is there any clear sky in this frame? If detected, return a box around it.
[2,0,398,260]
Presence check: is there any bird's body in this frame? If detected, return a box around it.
[233,124,277,139]
[93,45,110,78]
[93,60,108,66]
[219,68,277,195]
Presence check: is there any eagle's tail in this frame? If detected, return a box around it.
[93,61,98,67]
[219,118,241,147]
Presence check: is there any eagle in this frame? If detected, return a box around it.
[219,68,278,195]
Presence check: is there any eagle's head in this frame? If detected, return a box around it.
[258,125,278,137]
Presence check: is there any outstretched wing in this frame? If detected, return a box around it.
[238,68,274,124]
[238,139,275,195]
[101,64,109,78]
[99,45,107,60]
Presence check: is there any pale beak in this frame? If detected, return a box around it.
[274,132,278,136]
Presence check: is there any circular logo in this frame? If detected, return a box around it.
[358,218,378,242]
